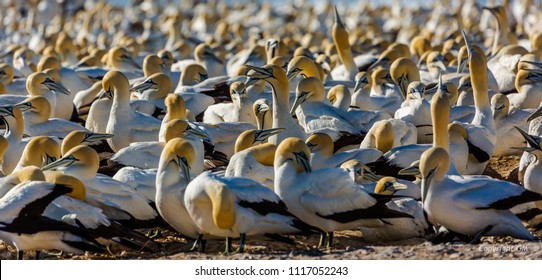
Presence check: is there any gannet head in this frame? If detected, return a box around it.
[410,35,431,60]
[420,146,450,199]
[102,70,130,100]
[306,132,334,157]
[374,177,408,195]
[291,77,324,115]
[390,58,420,99]
[21,136,60,169]
[15,96,51,122]
[61,130,114,156]
[516,70,542,93]
[164,94,186,120]
[252,98,271,130]
[354,71,370,92]
[142,54,164,77]
[230,81,247,108]
[194,43,223,64]
[0,63,15,84]
[37,55,61,72]
[107,46,140,70]
[13,166,46,184]
[406,81,425,101]
[44,171,86,201]
[234,128,284,153]
[286,56,320,81]
[491,93,509,120]
[42,145,99,179]
[131,73,172,99]
[164,119,209,142]
[327,84,350,107]
[340,159,379,183]
[180,63,208,86]
[457,75,472,93]
[161,138,196,184]
[371,68,394,87]
[372,120,394,153]
[26,72,70,96]
[275,137,312,173]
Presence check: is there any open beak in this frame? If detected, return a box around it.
[42,156,77,171]
[253,127,285,143]
[43,78,71,95]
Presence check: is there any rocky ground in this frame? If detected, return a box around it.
[2,155,541,260]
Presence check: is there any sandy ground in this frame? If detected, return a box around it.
[2,155,542,260]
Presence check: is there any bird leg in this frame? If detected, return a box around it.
[16,250,23,260]
[318,232,327,248]
[225,237,233,254]
[146,229,160,239]
[189,234,205,252]
[469,225,493,244]
[237,233,246,253]
[327,232,334,248]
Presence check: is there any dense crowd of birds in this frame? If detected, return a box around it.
[1,0,542,259]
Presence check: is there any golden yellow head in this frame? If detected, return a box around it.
[163,119,190,142]
[420,146,450,182]
[163,137,196,170]
[388,42,411,59]
[390,58,420,98]
[37,55,61,72]
[410,36,431,59]
[0,63,15,84]
[327,84,350,105]
[158,50,174,65]
[306,132,334,156]
[286,56,320,80]
[143,54,164,77]
[102,70,130,99]
[180,63,208,86]
[448,123,467,139]
[230,81,246,98]
[164,94,186,120]
[22,136,60,169]
[44,171,86,201]
[275,137,312,173]
[371,68,393,86]
[491,93,510,118]
[18,96,51,121]
[269,56,289,70]
[374,176,408,195]
[373,120,394,153]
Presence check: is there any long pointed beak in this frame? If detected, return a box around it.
[0,106,14,117]
[514,126,541,150]
[13,101,34,112]
[178,156,191,185]
[333,5,345,28]
[286,68,300,81]
[290,93,306,116]
[42,156,77,171]
[362,170,380,182]
[398,165,421,176]
[294,152,312,173]
[43,78,71,95]
[184,124,209,140]
[84,132,114,143]
[457,58,468,73]
[354,79,367,92]
[391,181,409,191]
[130,80,156,92]
[527,106,542,122]
[253,127,285,142]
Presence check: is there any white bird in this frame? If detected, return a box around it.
[203,82,255,124]
[359,177,428,242]
[339,159,381,185]
[185,170,315,253]
[274,137,412,248]
[102,70,161,152]
[0,106,27,175]
[351,71,402,116]
[225,128,285,190]
[491,93,533,156]
[305,132,382,170]
[14,96,88,138]
[420,146,542,243]
[41,145,161,228]
[507,69,542,109]
[0,178,104,259]
[245,64,307,145]
[394,82,432,144]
